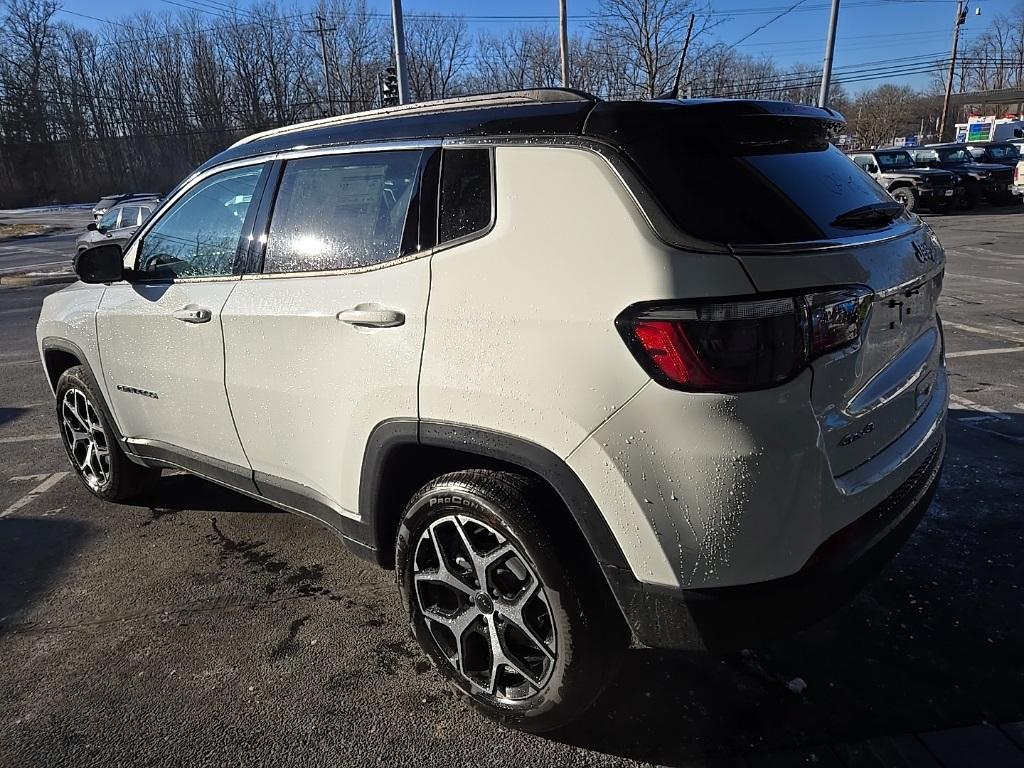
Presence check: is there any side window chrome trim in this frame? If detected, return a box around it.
[273,139,442,163]
[240,248,435,280]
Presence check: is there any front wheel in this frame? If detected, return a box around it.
[891,186,919,213]
[396,470,626,732]
[55,365,160,502]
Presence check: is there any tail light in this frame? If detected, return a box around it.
[616,287,873,392]
[1015,165,1019,183]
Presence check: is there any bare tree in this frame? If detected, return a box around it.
[590,0,712,98]
[406,14,470,101]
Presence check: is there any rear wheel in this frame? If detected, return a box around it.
[55,366,160,502]
[396,470,626,732]
[891,186,918,213]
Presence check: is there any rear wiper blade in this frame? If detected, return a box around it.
[831,202,905,229]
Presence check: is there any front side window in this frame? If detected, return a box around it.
[136,164,264,280]
[875,151,914,170]
[938,147,974,163]
[438,148,492,244]
[263,150,421,274]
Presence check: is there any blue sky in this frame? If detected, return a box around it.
[55,0,1018,93]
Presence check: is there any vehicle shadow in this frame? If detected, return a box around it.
[0,406,27,428]
[132,471,281,516]
[553,416,1024,766]
[923,201,1024,220]
[0,517,91,635]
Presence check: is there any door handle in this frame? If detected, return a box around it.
[172,306,212,324]
[337,304,405,328]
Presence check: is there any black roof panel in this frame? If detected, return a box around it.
[197,90,848,173]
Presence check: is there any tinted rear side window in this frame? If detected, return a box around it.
[438,148,492,244]
[586,105,901,246]
[639,142,897,245]
[264,150,421,273]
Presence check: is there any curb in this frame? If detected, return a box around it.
[0,272,77,288]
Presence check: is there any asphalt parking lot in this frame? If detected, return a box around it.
[0,207,1022,768]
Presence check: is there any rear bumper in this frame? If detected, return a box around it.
[605,432,944,651]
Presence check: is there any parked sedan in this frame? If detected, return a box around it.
[77,199,158,253]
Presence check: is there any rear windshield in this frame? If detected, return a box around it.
[631,139,898,245]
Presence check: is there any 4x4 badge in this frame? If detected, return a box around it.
[912,240,938,264]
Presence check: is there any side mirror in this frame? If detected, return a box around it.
[86,221,97,231]
[866,163,878,174]
[74,243,124,284]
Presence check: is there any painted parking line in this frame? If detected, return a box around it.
[942,320,1024,345]
[946,347,1024,359]
[949,393,1011,420]
[944,272,1024,287]
[0,433,61,444]
[0,472,69,519]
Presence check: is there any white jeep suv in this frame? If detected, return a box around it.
[37,90,948,732]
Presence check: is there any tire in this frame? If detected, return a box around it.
[960,185,980,210]
[396,470,627,733]
[55,365,160,502]
[890,186,918,213]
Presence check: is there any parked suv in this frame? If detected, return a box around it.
[91,192,162,220]
[847,148,957,212]
[77,198,159,253]
[910,144,1015,207]
[38,91,947,732]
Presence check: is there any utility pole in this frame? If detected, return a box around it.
[558,0,570,88]
[939,0,968,141]
[818,0,841,107]
[308,14,337,116]
[391,0,411,104]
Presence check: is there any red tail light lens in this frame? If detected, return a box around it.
[617,288,873,392]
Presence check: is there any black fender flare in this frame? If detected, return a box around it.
[40,336,129,447]
[358,418,633,575]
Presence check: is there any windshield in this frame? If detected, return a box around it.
[937,147,975,163]
[875,150,916,170]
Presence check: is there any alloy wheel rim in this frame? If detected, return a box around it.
[60,388,110,491]
[412,514,557,702]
